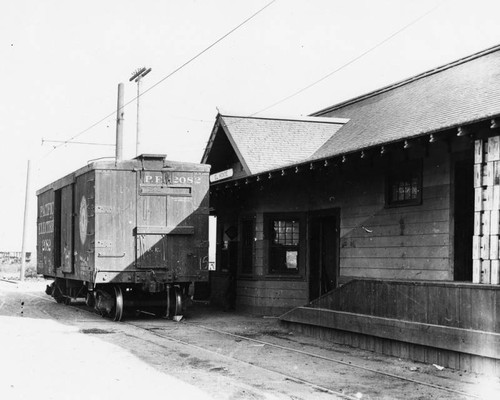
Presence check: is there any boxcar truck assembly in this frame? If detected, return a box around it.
[36,154,210,321]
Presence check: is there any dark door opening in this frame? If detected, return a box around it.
[309,212,339,301]
[454,158,474,281]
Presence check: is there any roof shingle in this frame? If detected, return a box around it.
[310,45,500,160]
[218,115,345,174]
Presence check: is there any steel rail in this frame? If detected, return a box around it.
[13,290,355,398]
[13,286,481,400]
[124,324,358,400]
[184,322,481,399]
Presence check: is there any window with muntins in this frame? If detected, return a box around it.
[269,218,300,273]
[386,160,422,207]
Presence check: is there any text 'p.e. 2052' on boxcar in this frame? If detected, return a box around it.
[36,154,210,321]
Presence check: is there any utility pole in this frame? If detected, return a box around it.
[20,160,31,281]
[129,67,152,157]
[115,83,125,161]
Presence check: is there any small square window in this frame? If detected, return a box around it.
[386,160,422,207]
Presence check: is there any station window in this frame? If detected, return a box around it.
[386,159,422,207]
[267,215,301,274]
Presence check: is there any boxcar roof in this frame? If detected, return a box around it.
[36,155,210,195]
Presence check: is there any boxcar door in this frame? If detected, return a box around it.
[60,184,74,273]
[136,171,169,268]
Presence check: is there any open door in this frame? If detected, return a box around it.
[454,158,474,281]
[309,211,339,301]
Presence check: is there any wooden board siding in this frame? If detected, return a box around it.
[310,279,500,333]
[279,278,500,374]
[73,171,95,283]
[36,189,55,276]
[94,169,137,273]
[336,151,452,282]
[236,279,308,315]
[211,143,463,314]
[282,307,500,359]
[281,318,500,375]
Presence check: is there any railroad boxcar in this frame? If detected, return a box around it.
[36,154,210,320]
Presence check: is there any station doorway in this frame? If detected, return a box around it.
[453,158,474,281]
[309,210,339,301]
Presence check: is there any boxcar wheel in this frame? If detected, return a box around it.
[173,286,183,317]
[166,286,183,319]
[112,285,124,322]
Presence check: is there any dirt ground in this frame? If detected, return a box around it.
[1,278,499,400]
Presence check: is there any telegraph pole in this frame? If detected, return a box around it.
[20,160,31,281]
[129,67,151,157]
[115,83,125,161]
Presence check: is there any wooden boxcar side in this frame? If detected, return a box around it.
[37,189,56,276]
[36,155,210,320]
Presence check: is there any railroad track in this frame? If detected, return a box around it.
[16,289,482,400]
[137,321,481,400]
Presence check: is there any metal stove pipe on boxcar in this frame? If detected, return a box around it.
[36,154,210,321]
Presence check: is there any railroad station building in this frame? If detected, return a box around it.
[202,44,500,374]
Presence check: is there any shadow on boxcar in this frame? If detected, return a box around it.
[88,189,211,321]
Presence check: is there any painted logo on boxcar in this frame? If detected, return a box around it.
[79,196,88,245]
[38,201,54,252]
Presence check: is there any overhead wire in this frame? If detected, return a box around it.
[253,0,446,115]
[203,0,445,152]
[41,0,443,162]
[201,0,446,162]
[40,0,278,160]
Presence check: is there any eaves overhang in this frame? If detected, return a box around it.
[209,114,500,191]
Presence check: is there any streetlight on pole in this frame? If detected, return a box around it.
[130,67,152,157]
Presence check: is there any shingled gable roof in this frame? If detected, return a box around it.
[202,114,347,175]
[309,44,500,161]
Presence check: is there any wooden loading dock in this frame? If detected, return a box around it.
[202,45,500,374]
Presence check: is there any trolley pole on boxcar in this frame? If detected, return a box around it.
[20,159,31,281]
[129,67,152,157]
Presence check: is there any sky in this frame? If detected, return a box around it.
[1,0,500,253]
